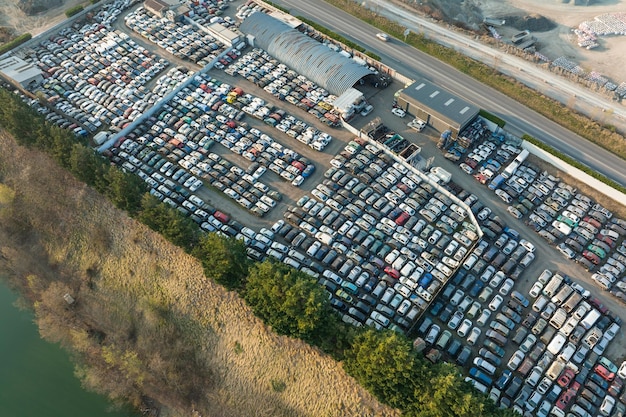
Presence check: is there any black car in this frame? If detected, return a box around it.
[456,346,471,366]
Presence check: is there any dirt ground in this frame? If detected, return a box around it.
[414,0,626,87]
[463,0,626,85]
[0,0,85,37]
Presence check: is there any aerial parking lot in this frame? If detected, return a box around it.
[4,0,626,415]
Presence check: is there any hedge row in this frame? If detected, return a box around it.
[522,134,626,195]
[0,33,32,55]
[65,5,84,18]
[478,109,506,128]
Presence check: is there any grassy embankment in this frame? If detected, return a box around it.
[0,133,397,417]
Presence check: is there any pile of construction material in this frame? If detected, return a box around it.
[552,57,586,76]
[575,12,626,49]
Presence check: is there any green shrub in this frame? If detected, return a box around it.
[478,110,505,127]
[364,50,381,61]
[65,5,84,18]
[297,16,366,53]
[0,33,32,55]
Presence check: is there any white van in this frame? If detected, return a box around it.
[538,269,553,284]
[546,360,566,381]
[543,274,564,298]
[580,309,601,330]
[557,342,576,362]
[533,295,549,313]
[547,332,567,355]
[473,357,497,375]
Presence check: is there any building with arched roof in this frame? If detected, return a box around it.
[239,12,374,96]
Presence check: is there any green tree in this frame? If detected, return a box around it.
[192,233,249,290]
[243,260,332,342]
[0,91,39,144]
[41,127,75,169]
[137,194,199,250]
[343,330,419,408]
[68,143,108,187]
[104,167,146,215]
[344,330,515,417]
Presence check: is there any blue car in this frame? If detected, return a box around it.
[495,369,512,390]
[469,367,493,387]
[302,164,315,178]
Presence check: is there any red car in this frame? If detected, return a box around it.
[214,210,230,224]
[595,364,616,382]
[555,382,580,411]
[588,297,609,314]
[384,266,400,279]
[584,216,602,229]
[596,234,616,248]
[465,157,478,169]
[582,250,600,265]
[395,212,410,226]
[557,368,575,388]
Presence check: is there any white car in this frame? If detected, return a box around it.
[529,281,544,298]
[459,163,473,174]
[557,243,575,259]
[499,278,514,296]
[457,319,473,337]
[507,350,525,371]
[376,32,389,41]
[488,294,503,311]
[477,309,492,327]
[519,334,537,353]
[520,239,535,253]
[495,189,512,204]
[618,360,626,380]
[448,310,464,330]
[477,207,491,221]
[391,108,406,118]
[467,327,481,345]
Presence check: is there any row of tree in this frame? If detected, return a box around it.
[0,86,516,416]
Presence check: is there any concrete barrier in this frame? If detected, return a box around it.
[521,140,626,204]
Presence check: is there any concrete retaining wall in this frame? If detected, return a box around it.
[521,140,626,204]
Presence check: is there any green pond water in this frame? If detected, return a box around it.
[0,280,138,417]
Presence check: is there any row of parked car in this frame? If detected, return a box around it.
[418,253,626,416]
[267,136,483,330]
[224,48,343,128]
[22,8,165,135]
[124,5,230,67]
[110,74,331,217]
[460,139,626,306]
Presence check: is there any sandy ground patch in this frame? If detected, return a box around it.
[0,0,86,37]
[479,0,626,85]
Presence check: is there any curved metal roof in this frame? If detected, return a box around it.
[239,12,373,96]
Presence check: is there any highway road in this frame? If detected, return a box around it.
[275,0,626,189]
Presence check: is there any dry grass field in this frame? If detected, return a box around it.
[0,132,398,417]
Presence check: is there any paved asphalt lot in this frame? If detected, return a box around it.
[108,0,626,365]
[274,0,626,190]
[197,60,626,360]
